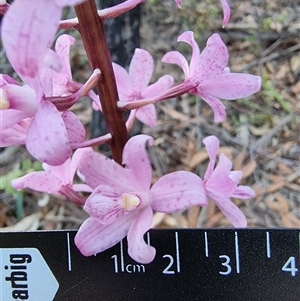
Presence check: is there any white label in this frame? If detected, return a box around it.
[1,248,59,301]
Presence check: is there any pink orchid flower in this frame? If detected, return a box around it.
[75,135,207,263]
[161,31,261,123]
[112,48,174,128]
[11,148,92,205]
[175,0,230,28]
[203,135,255,227]
[1,0,102,165]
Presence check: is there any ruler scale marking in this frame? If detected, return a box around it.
[266,231,271,258]
[235,231,240,274]
[120,239,125,272]
[175,231,180,273]
[66,232,72,272]
[204,231,209,257]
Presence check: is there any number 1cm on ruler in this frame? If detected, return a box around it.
[111,232,181,274]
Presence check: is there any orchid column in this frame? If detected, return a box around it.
[75,0,128,164]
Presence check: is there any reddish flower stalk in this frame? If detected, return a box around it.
[74,0,128,164]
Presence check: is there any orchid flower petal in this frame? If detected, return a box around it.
[78,148,136,192]
[161,51,190,78]
[122,135,154,191]
[175,0,182,8]
[11,171,62,194]
[112,63,133,99]
[84,185,121,224]
[196,33,228,82]
[42,159,71,186]
[206,172,236,197]
[1,125,27,147]
[177,31,201,76]
[228,170,243,186]
[69,148,91,182]
[212,153,233,176]
[151,171,208,212]
[4,84,37,114]
[42,49,62,73]
[55,34,75,81]
[2,0,61,79]
[143,75,174,98]
[210,195,247,227]
[135,104,157,128]
[202,135,220,181]
[200,94,227,123]
[202,73,262,100]
[62,111,86,145]
[26,100,71,165]
[220,0,230,28]
[75,214,138,257]
[127,206,155,264]
[129,48,154,92]
[231,186,255,199]
[1,109,32,131]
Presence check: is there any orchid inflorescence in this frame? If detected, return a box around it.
[1,0,261,264]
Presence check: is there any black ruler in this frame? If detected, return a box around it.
[1,229,299,301]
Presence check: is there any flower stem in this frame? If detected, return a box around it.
[74,0,128,164]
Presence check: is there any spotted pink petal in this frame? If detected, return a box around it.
[75,213,139,257]
[2,0,61,79]
[55,34,75,81]
[11,171,62,194]
[127,206,155,264]
[122,135,154,191]
[129,48,154,92]
[201,73,262,100]
[196,33,229,82]
[151,171,208,212]
[26,100,71,165]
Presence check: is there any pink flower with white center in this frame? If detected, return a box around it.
[11,148,92,205]
[175,0,230,28]
[161,31,261,123]
[113,48,174,127]
[202,136,255,227]
[75,135,207,263]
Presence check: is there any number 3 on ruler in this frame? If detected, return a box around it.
[219,255,232,275]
